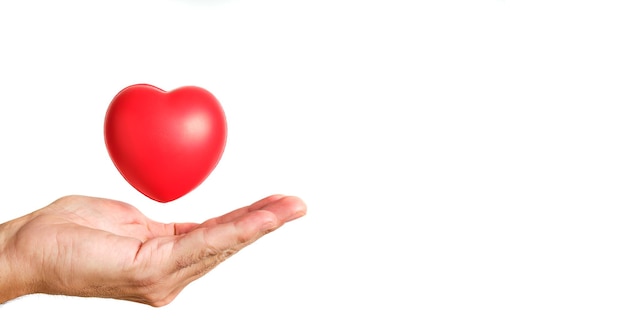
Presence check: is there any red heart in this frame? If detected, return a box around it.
[104,84,227,202]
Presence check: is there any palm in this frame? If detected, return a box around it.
[9,194,305,306]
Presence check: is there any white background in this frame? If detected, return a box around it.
[1,0,625,334]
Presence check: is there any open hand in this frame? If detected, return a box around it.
[0,194,306,306]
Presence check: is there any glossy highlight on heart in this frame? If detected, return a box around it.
[104,84,227,202]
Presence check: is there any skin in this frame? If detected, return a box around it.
[0,194,306,306]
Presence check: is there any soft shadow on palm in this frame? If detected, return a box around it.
[11,194,306,306]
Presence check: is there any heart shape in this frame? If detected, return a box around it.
[104,84,227,202]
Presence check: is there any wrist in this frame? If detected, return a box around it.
[0,215,36,303]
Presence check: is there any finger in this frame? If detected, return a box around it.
[167,209,277,279]
[168,195,284,236]
[204,194,286,226]
[171,222,199,235]
[255,195,307,224]
[176,195,307,234]
[200,195,306,231]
